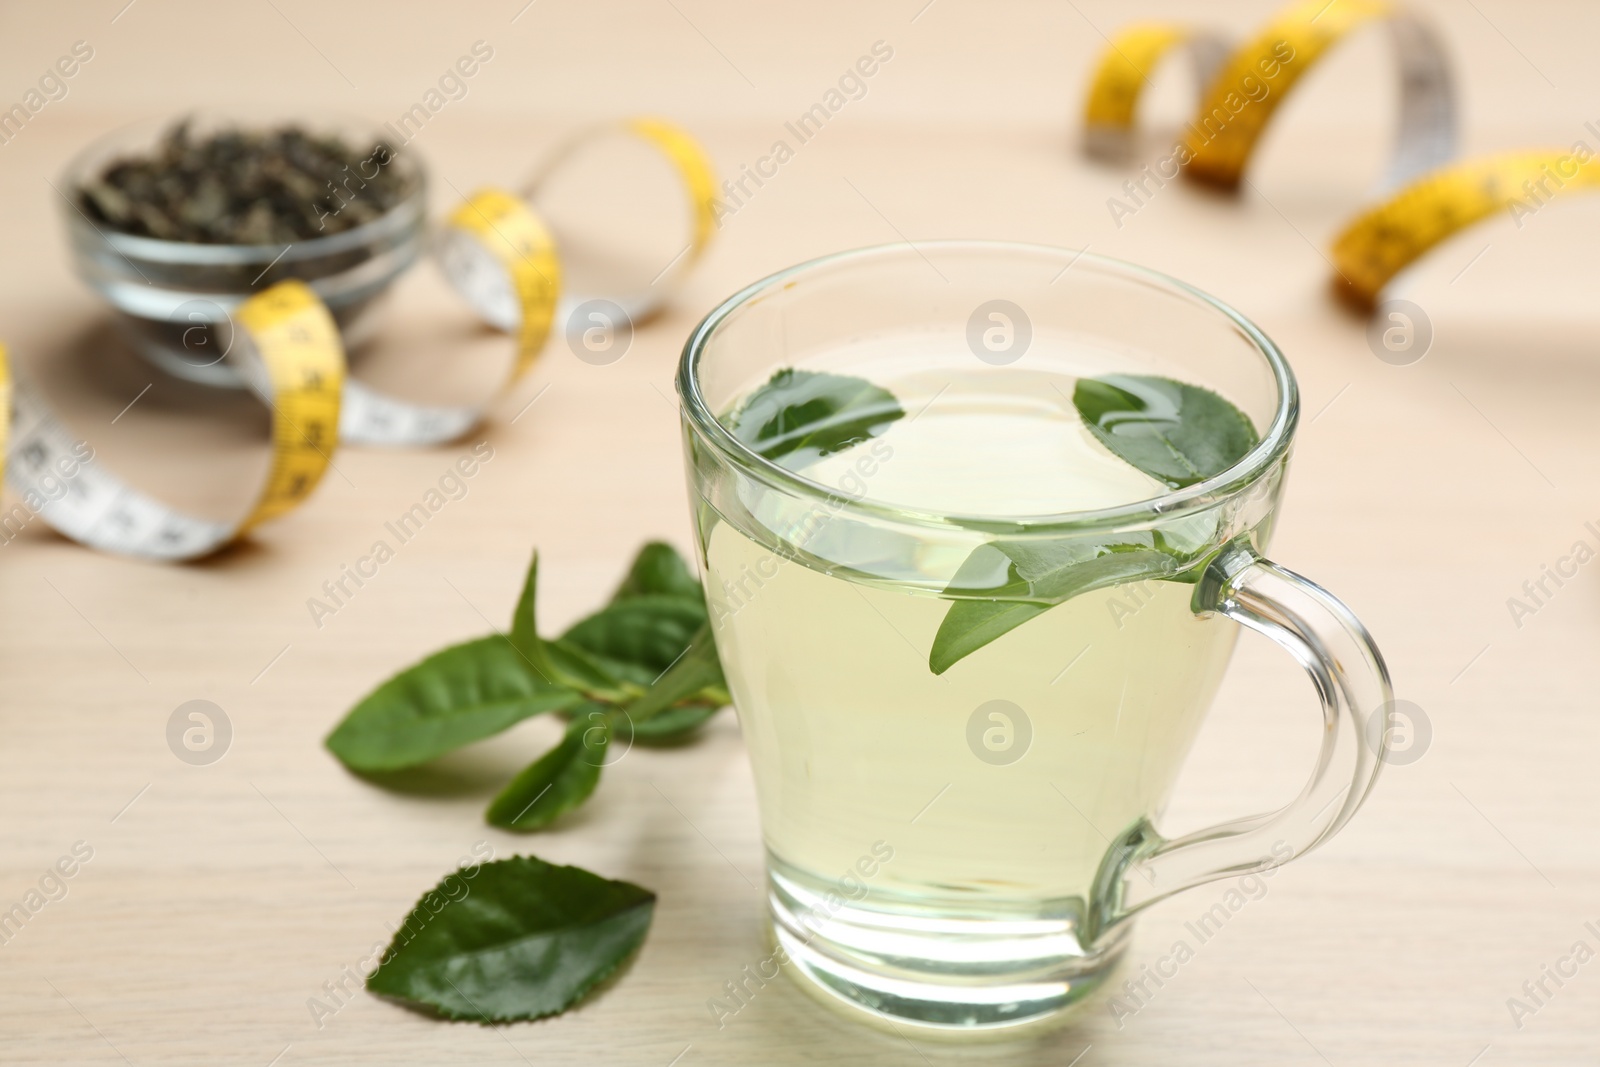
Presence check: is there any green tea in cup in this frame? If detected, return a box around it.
[678,242,1392,1032]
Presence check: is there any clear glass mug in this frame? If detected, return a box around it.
[675,242,1393,1033]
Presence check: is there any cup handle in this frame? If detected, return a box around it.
[1084,538,1394,944]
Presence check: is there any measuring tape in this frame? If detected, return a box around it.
[1331,149,1600,308]
[348,188,562,446]
[1082,25,1231,162]
[1083,0,1456,192]
[439,117,719,331]
[2,280,344,561]
[353,116,716,446]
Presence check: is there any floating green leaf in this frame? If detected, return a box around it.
[366,855,655,1022]
[1073,374,1259,489]
[325,637,584,772]
[929,541,1181,674]
[730,368,904,468]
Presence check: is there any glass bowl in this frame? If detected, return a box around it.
[58,114,428,387]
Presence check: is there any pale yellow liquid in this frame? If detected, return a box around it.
[703,353,1240,918]
[708,527,1235,908]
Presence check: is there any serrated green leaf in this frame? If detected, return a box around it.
[1072,374,1259,489]
[609,542,703,605]
[730,368,904,469]
[366,855,654,1022]
[325,637,585,772]
[486,714,609,831]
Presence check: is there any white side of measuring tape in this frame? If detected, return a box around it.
[1383,11,1458,193]
[8,379,233,558]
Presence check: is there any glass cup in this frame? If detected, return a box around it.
[676,241,1393,1034]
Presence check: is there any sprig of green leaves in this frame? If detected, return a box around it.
[328,546,717,1024]
[326,541,727,829]
[334,368,911,1026]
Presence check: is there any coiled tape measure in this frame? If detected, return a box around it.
[390,117,718,446]
[1083,0,1458,192]
[1084,4,1599,309]
[1,117,717,560]
[441,118,720,333]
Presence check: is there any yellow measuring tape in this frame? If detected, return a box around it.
[441,116,719,334]
[3,280,344,560]
[1082,25,1229,161]
[623,117,720,284]
[1084,0,1456,192]
[1331,149,1600,309]
[451,190,563,383]
[396,115,716,445]
[346,187,563,446]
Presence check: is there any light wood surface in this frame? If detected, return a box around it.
[2,1,1598,1063]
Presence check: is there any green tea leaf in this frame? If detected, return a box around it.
[564,542,711,688]
[609,542,704,605]
[509,550,627,696]
[366,855,654,1022]
[1072,374,1259,489]
[561,596,708,688]
[731,368,904,468]
[492,550,727,829]
[325,637,586,772]
[620,624,726,726]
[483,710,608,831]
[628,702,722,744]
[930,540,1181,675]
[486,714,609,831]
[508,549,543,657]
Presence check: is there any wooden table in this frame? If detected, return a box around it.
[2,1,1597,1063]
